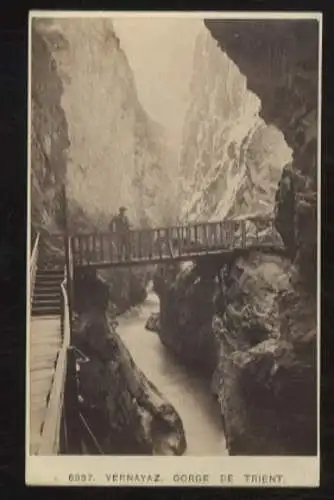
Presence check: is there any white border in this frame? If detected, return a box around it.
[26,10,322,487]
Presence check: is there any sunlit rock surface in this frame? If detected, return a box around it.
[35,17,178,229]
[73,274,186,455]
[178,30,292,223]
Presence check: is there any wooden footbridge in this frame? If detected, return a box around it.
[28,207,283,456]
[69,216,281,269]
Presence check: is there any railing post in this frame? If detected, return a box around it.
[219,221,224,247]
[156,229,162,259]
[108,232,113,263]
[92,233,96,264]
[138,230,142,259]
[194,225,198,246]
[176,227,182,256]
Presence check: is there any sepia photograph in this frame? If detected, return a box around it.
[26,11,321,486]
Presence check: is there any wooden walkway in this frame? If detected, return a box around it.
[29,231,71,456]
[29,315,62,455]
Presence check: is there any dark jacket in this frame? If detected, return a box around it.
[112,213,130,234]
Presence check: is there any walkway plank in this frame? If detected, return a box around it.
[29,315,62,455]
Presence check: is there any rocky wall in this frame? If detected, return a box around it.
[153,249,317,455]
[205,19,319,291]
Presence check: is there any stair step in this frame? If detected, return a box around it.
[33,301,60,308]
[35,286,61,291]
[37,268,64,274]
[33,297,60,305]
[35,282,61,287]
[34,292,61,298]
[35,283,61,288]
[36,274,63,280]
[34,292,61,299]
[32,302,61,309]
[32,309,61,316]
[33,299,60,305]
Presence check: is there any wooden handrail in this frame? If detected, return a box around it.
[38,272,71,455]
[67,216,280,267]
[30,231,40,307]
[51,216,274,237]
[69,216,274,239]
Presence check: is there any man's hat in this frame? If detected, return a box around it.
[119,206,127,212]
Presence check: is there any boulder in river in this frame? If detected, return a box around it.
[145,313,161,333]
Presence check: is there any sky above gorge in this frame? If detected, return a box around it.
[113,17,203,151]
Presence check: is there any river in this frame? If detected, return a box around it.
[116,289,227,456]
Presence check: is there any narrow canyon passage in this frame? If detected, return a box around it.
[116,287,227,456]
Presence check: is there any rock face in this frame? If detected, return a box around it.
[31,19,156,308]
[156,262,220,376]
[177,30,292,222]
[155,250,317,455]
[212,252,317,455]
[205,18,319,291]
[31,23,70,232]
[73,274,186,455]
[98,267,149,314]
[35,17,178,229]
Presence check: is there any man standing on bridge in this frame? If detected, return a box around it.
[113,206,131,260]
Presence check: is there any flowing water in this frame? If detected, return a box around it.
[116,289,227,456]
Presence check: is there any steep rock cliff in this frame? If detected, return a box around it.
[178,30,292,222]
[205,19,319,289]
[31,22,70,232]
[212,253,316,455]
[38,17,178,229]
[31,18,163,304]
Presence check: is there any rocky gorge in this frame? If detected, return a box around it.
[31,19,186,454]
[31,17,319,456]
[147,19,319,455]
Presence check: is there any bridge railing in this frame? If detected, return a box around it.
[38,265,70,455]
[70,217,279,266]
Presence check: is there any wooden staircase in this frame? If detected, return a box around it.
[32,267,64,317]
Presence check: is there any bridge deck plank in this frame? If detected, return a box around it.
[74,243,285,270]
[29,315,62,455]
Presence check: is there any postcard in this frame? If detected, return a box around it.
[26,10,321,487]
